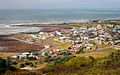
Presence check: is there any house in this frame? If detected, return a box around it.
[96,25,103,29]
[12,52,39,60]
[109,37,118,40]
[115,46,120,49]
[86,46,91,50]
[94,40,103,44]
[39,32,44,35]
[41,36,47,39]
[11,55,18,58]
[70,50,77,53]
[31,34,40,38]
[80,26,87,30]
[50,50,59,55]
[44,45,50,49]
[47,33,54,36]
[53,38,59,41]
[113,29,120,32]
[55,31,62,35]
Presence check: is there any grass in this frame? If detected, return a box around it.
[0,53,20,57]
[75,48,117,58]
[97,48,117,53]
[15,34,31,39]
[84,46,97,52]
[43,38,72,50]
[59,23,98,27]
[15,59,46,69]
[57,43,72,49]
[50,39,64,45]
[75,52,108,58]
[99,44,111,48]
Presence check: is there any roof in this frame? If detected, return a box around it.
[22,52,30,55]
[50,50,59,54]
[109,37,118,40]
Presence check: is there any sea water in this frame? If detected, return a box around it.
[0,9,120,35]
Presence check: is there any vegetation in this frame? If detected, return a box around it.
[44,56,75,65]
[40,50,120,75]
[0,58,17,74]
[76,47,84,54]
[1,50,120,75]
[107,22,120,25]
[60,51,72,55]
[19,62,36,68]
[43,38,72,50]
[19,63,25,68]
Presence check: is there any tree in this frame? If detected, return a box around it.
[30,63,34,67]
[76,47,84,54]
[89,56,94,62]
[108,50,120,66]
[20,63,25,68]
[25,62,32,65]
[0,58,17,73]
[95,59,112,68]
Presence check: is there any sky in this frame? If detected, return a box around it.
[0,0,120,9]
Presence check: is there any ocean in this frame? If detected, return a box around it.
[0,9,120,35]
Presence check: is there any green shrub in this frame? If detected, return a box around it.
[20,63,25,68]
[65,56,93,68]
[0,58,17,74]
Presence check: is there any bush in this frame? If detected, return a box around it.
[0,58,17,74]
[65,56,93,68]
[25,62,32,65]
[9,61,18,65]
[20,63,25,68]
[95,59,112,67]
[76,48,84,54]
[44,56,75,65]
[27,57,37,60]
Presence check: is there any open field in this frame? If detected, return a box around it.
[43,38,72,50]
[97,48,118,53]
[75,52,108,57]
[0,36,44,52]
[0,53,20,57]
[98,44,111,48]
[75,48,118,58]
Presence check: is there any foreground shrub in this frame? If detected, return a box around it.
[0,58,17,74]
[65,56,93,68]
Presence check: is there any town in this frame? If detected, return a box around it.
[0,24,120,71]
[14,24,120,56]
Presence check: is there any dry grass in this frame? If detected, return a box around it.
[75,48,117,58]
[43,38,72,50]
[0,53,20,57]
[99,44,110,48]
[15,34,31,39]
[75,52,108,58]
[97,48,117,53]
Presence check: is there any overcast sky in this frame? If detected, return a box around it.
[0,0,120,9]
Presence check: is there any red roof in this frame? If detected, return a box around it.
[82,43,87,45]
[50,50,59,54]
[60,31,65,32]
[109,37,118,40]
[96,31,100,33]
